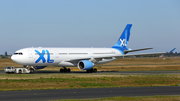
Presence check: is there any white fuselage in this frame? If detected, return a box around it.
[11,47,123,67]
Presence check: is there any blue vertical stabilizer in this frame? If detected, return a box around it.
[112,24,132,53]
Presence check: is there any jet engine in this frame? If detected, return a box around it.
[77,60,94,70]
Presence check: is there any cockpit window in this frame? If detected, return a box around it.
[14,52,23,55]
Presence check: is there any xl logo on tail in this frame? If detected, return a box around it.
[120,39,127,46]
[35,50,54,63]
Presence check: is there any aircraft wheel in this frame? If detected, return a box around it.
[30,68,34,74]
[86,69,90,73]
[67,68,71,73]
[93,68,97,73]
[60,68,64,73]
[90,68,94,73]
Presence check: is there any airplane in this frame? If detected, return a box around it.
[11,24,174,73]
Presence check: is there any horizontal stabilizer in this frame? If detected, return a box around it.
[124,48,153,54]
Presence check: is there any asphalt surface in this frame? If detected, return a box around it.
[1,86,180,101]
[1,70,180,75]
[34,70,180,75]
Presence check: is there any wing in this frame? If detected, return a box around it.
[120,52,168,57]
[64,51,168,64]
[64,48,175,64]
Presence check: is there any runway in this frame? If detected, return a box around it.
[0,86,180,101]
[35,70,180,75]
[1,70,180,75]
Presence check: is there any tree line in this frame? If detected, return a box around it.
[0,51,11,59]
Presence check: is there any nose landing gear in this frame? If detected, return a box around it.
[24,65,35,74]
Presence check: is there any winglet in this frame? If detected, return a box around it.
[169,48,176,53]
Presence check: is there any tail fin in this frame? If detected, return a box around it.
[112,24,132,53]
[169,48,176,53]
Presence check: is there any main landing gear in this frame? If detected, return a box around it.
[86,68,97,73]
[60,67,71,73]
[59,67,97,73]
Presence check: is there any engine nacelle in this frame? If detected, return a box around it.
[77,60,94,70]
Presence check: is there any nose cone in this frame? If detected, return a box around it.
[11,55,22,64]
[11,55,17,62]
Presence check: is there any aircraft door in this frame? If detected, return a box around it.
[28,50,33,58]
[54,50,59,58]
[89,50,93,58]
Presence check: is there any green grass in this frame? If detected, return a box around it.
[53,95,180,101]
[0,74,180,91]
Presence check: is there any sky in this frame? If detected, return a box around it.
[0,0,180,55]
